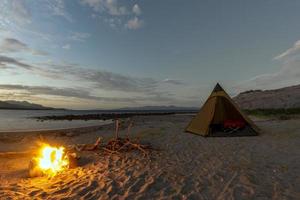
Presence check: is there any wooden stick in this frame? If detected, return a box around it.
[74,137,102,151]
[115,119,119,139]
[103,147,120,155]
[216,172,238,200]
[126,120,133,138]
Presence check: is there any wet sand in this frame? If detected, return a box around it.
[0,114,299,199]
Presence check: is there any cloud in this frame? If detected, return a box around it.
[0,84,168,104]
[62,44,71,50]
[0,84,86,98]
[162,79,185,85]
[69,32,91,42]
[125,17,143,30]
[80,0,128,16]
[45,0,73,22]
[0,1,48,43]
[44,63,158,92]
[81,0,144,30]
[104,18,122,28]
[273,40,300,60]
[105,0,128,16]
[0,38,27,52]
[0,56,186,106]
[0,0,31,26]
[0,55,34,70]
[0,84,116,101]
[234,59,300,92]
[0,56,156,93]
[10,0,32,25]
[0,38,47,56]
[234,40,300,93]
[132,4,141,15]
[80,0,104,12]
[0,64,13,70]
[81,70,156,92]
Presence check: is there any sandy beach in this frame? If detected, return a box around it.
[0,114,299,199]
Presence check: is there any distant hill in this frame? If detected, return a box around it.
[233,84,300,109]
[0,100,56,110]
[117,105,198,111]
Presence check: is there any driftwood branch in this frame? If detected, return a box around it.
[72,137,102,151]
[115,119,120,139]
[73,119,153,157]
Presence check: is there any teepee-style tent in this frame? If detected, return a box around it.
[186,83,260,136]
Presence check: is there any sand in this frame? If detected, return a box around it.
[0,114,299,199]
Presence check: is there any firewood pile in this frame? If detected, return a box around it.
[70,119,153,157]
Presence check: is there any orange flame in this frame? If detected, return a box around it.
[35,144,69,176]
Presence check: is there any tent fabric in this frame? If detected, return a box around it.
[185,83,260,136]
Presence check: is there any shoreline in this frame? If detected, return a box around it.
[32,111,197,121]
[0,112,197,136]
[0,120,113,134]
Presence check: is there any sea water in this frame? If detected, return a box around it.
[0,110,111,132]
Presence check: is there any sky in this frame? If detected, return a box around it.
[0,0,300,109]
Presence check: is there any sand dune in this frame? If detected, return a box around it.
[0,115,299,199]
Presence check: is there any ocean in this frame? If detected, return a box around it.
[0,110,112,132]
[0,109,196,132]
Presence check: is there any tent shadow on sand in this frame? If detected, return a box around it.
[185,83,261,137]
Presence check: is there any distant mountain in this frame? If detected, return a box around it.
[0,100,56,110]
[233,84,300,109]
[117,105,198,111]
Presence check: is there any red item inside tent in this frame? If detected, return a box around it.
[223,119,246,129]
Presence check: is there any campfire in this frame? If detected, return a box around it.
[29,144,70,177]
[28,120,152,177]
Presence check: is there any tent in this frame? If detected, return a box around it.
[185,83,260,136]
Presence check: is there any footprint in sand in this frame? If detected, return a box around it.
[76,180,99,196]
